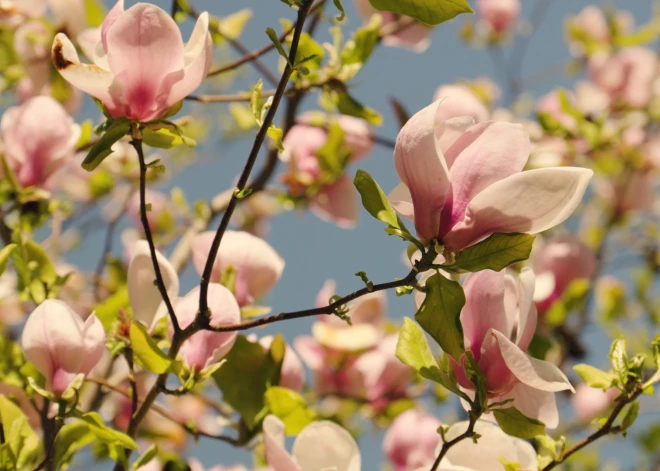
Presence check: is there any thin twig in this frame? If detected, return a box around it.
[431,413,479,471]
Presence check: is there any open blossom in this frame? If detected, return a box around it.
[258,335,305,392]
[127,240,179,327]
[22,300,105,396]
[448,269,574,427]
[433,85,490,123]
[51,0,212,121]
[191,230,284,307]
[1,96,80,188]
[388,99,593,250]
[170,285,240,371]
[477,0,520,34]
[263,415,360,471]
[532,236,596,312]
[353,0,432,52]
[384,409,441,471]
[588,47,658,108]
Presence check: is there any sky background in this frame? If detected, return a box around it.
[70,0,658,469]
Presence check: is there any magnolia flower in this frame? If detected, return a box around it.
[384,409,441,471]
[535,90,577,132]
[170,284,240,371]
[1,96,80,188]
[22,300,105,395]
[52,0,212,121]
[433,85,490,123]
[477,0,520,34]
[127,189,171,231]
[189,460,248,471]
[569,6,610,44]
[449,269,574,427]
[532,236,596,312]
[572,384,618,421]
[258,335,305,392]
[127,240,179,327]
[388,99,593,250]
[588,47,658,109]
[353,0,432,52]
[191,230,284,307]
[263,415,360,471]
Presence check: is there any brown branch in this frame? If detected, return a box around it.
[431,412,480,471]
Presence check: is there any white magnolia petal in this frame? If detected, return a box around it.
[292,421,361,471]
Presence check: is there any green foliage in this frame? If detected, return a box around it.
[264,387,316,434]
[83,118,132,171]
[84,0,106,27]
[213,335,285,430]
[573,364,617,390]
[266,27,293,68]
[11,236,60,304]
[208,9,253,43]
[94,287,129,330]
[315,122,351,180]
[449,233,535,272]
[414,273,465,361]
[72,411,138,451]
[129,322,172,374]
[332,0,346,21]
[463,350,487,413]
[338,15,382,80]
[0,243,16,277]
[493,407,546,439]
[321,87,382,125]
[130,444,158,471]
[0,395,40,470]
[143,121,197,149]
[53,421,96,470]
[367,0,473,25]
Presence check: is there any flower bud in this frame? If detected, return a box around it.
[384,409,441,471]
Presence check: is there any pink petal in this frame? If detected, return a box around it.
[291,421,361,471]
[101,0,125,52]
[507,268,537,351]
[387,183,414,220]
[495,381,560,428]
[384,409,441,470]
[443,167,593,250]
[263,415,302,471]
[293,336,324,371]
[394,99,450,240]
[79,314,107,375]
[436,116,476,161]
[492,330,574,392]
[310,175,359,229]
[439,121,530,237]
[259,336,305,392]
[433,85,490,124]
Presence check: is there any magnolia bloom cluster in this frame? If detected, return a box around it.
[476,0,520,36]
[295,283,412,408]
[281,113,373,228]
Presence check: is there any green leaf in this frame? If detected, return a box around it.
[213,336,283,430]
[332,0,346,21]
[464,350,487,412]
[250,80,264,120]
[142,121,196,149]
[452,233,535,272]
[266,27,292,67]
[267,125,285,152]
[493,407,546,439]
[0,244,16,277]
[94,287,128,330]
[621,401,639,432]
[340,14,381,75]
[54,422,95,469]
[353,170,408,231]
[332,89,382,125]
[610,339,629,387]
[315,122,350,179]
[209,9,253,42]
[368,0,473,25]
[82,118,131,171]
[291,33,324,71]
[74,411,138,450]
[131,444,158,471]
[573,364,617,390]
[0,395,39,469]
[264,387,316,435]
[84,0,106,27]
[129,322,172,374]
[414,273,465,360]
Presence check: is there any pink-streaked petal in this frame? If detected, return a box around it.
[383,22,432,53]
[394,99,450,240]
[311,175,359,229]
[492,331,574,392]
[52,33,116,104]
[79,313,106,375]
[292,421,361,471]
[101,0,125,51]
[443,167,593,250]
[437,116,476,160]
[166,11,213,105]
[439,121,530,237]
[387,183,415,221]
[263,415,302,471]
[496,381,560,428]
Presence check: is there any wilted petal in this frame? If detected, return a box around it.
[292,420,361,471]
[263,416,302,471]
[311,175,359,229]
[444,167,593,250]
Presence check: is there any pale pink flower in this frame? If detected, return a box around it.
[588,47,658,108]
[572,384,618,421]
[433,85,490,123]
[258,335,305,392]
[449,269,574,427]
[14,21,50,99]
[574,80,611,116]
[52,0,212,121]
[570,6,610,43]
[532,236,596,312]
[189,459,248,471]
[477,0,520,34]
[536,90,577,132]
[263,415,360,471]
[388,100,593,250]
[0,0,46,20]
[353,0,432,52]
[22,299,105,395]
[127,189,171,231]
[1,96,80,188]
[191,230,284,307]
[170,284,240,371]
[384,409,441,471]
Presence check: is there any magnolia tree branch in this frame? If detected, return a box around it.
[541,384,644,470]
[431,412,480,471]
[197,0,315,317]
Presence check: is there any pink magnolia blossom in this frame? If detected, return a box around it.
[127,189,171,231]
[476,0,521,34]
[1,96,80,188]
[572,384,618,421]
[570,6,610,43]
[450,269,574,427]
[536,90,577,132]
[127,240,179,327]
[258,335,305,392]
[433,85,490,123]
[384,409,441,471]
[388,99,593,250]
[170,284,240,371]
[21,299,105,395]
[263,415,360,471]
[588,47,658,108]
[353,0,432,52]
[189,460,248,471]
[532,236,596,312]
[191,230,284,307]
[51,0,213,121]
